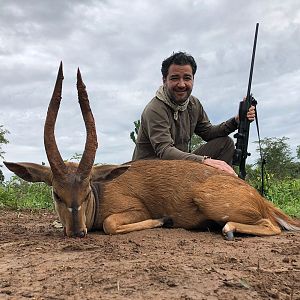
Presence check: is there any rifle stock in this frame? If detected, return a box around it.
[232,23,259,179]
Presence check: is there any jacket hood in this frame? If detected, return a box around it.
[156,85,189,120]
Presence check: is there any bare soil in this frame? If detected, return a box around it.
[0,209,299,300]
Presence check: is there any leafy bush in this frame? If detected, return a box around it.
[246,169,300,218]
[264,178,300,218]
[0,176,53,210]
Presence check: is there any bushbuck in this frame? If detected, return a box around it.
[4,63,300,240]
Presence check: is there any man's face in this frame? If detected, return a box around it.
[163,64,194,104]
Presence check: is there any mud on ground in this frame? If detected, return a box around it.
[0,209,299,300]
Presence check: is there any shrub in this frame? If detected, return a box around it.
[264,179,300,218]
[0,176,53,210]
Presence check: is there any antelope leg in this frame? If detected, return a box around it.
[103,212,171,235]
[222,218,282,240]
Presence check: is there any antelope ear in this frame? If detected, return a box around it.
[91,164,131,182]
[4,162,53,186]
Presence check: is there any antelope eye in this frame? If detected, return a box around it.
[53,192,63,203]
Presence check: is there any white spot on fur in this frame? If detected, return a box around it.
[68,206,82,213]
[222,223,231,233]
[222,215,229,220]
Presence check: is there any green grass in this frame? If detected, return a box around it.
[0,176,53,210]
[264,179,300,218]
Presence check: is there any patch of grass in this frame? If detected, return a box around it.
[0,176,53,210]
[247,170,300,218]
[264,179,300,218]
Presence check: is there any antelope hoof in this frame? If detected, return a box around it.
[224,230,235,241]
[222,223,235,240]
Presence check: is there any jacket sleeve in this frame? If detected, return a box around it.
[142,103,205,162]
[194,104,238,141]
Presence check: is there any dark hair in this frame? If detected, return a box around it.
[161,51,197,78]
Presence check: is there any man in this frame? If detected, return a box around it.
[132,52,255,176]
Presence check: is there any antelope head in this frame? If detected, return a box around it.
[45,62,100,237]
[5,63,99,237]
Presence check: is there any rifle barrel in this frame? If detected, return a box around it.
[246,23,259,99]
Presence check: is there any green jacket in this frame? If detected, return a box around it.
[132,88,237,162]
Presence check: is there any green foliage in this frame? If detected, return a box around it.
[0,176,53,210]
[68,152,83,162]
[246,169,300,217]
[264,178,300,218]
[0,125,9,183]
[254,137,297,179]
[0,125,9,160]
[130,120,141,144]
[0,170,4,184]
[189,134,205,152]
[247,136,300,217]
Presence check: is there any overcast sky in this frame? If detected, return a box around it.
[1,0,300,180]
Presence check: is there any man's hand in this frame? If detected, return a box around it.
[235,96,256,123]
[203,158,237,176]
[246,105,256,121]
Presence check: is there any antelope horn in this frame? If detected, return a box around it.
[76,68,98,179]
[44,62,67,177]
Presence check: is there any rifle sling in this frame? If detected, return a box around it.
[253,105,266,196]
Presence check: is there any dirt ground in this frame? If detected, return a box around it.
[0,209,299,300]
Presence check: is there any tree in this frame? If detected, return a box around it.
[297,145,300,160]
[254,136,297,179]
[130,120,141,144]
[0,125,9,182]
[69,152,83,162]
[0,125,9,159]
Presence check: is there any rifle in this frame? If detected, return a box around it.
[232,23,259,180]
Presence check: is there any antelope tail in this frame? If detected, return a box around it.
[272,206,300,231]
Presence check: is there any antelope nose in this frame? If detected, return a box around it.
[77,230,86,238]
[72,230,86,238]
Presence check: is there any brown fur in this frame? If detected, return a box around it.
[95,160,300,236]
